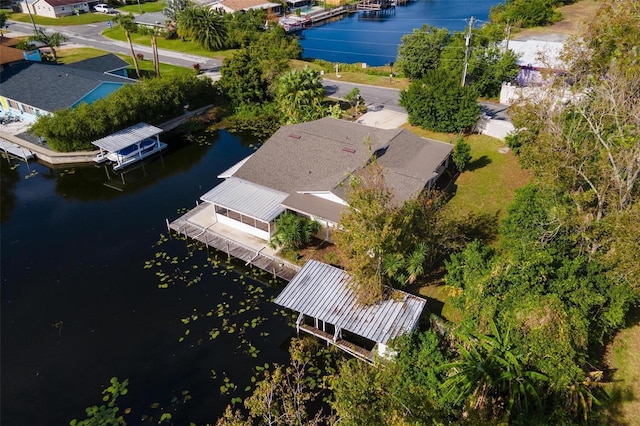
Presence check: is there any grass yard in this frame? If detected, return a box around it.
[605,306,640,425]
[406,126,532,222]
[8,12,113,26]
[118,1,165,14]
[102,27,236,61]
[56,47,110,64]
[56,46,195,78]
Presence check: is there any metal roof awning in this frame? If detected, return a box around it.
[91,123,163,152]
[200,177,288,223]
[274,260,426,345]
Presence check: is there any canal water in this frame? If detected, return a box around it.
[1,131,294,425]
[300,0,500,65]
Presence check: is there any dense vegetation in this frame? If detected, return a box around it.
[397,23,519,132]
[31,75,215,151]
[490,0,576,28]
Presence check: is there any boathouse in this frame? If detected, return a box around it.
[197,117,453,243]
[274,260,426,362]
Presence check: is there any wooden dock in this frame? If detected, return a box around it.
[299,323,374,362]
[356,0,395,11]
[306,6,349,23]
[168,203,301,281]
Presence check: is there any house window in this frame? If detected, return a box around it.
[8,100,19,109]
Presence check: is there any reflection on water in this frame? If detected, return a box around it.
[0,129,292,425]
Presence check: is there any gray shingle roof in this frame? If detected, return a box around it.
[231,117,452,217]
[0,60,132,112]
[67,54,129,74]
[274,260,426,345]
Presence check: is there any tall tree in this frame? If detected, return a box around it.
[125,30,141,78]
[396,24,450,80]
[400,68,480,133]
[177,6,227,51]
[335,155,402,303]
[275,67,326,124]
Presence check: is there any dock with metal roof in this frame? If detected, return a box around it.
[274,260,426,362]
[167,203,301,281]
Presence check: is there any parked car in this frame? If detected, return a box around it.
[94,3,116,13]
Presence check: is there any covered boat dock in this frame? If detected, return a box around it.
[274,260,426,363]
[92,122,166,170]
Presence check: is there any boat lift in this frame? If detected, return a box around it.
[91,123,167,171]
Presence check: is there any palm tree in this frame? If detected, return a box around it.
[30,28,67,63]
[125,30,141,78]
[275,67,326,124]
[442,319,547,417]
[177,6,227,51]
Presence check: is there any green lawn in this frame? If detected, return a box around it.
[118,0,165,14]
[9,12,113,26]
[56,46,195,78]
[605,306,640,425]
[405,126,532,222]
[103,27,236,60]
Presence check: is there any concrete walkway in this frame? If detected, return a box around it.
[356,104,408,129]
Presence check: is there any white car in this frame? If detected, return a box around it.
[94,3,116,13]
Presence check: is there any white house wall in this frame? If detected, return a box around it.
[216,213,271,241]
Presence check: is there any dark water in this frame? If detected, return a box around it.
[1,131,294,425]
[300,0,500,65]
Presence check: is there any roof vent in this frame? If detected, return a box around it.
[288,134,301,139]
[342,147,356,154]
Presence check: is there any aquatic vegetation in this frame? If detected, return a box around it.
[143,230,291,409]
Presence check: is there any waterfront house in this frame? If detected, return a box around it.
[214,0,282,14]
[19,0,91,18]
[199,117,453,242]
[274,260,426,362]
[0,54,133,122]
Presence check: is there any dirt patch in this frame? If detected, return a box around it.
[292,238,341,266]
[513,0,602,40]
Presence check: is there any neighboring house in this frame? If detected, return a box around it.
[199,117,453,241]
[0,38,29,66]
[0,54,133,122]
[20,0,91,18]
[286,0,313,10]
[499,39,567,105]
[134,11,167,31]
[275,260,426,362]
[504,39,566,86]
[214,0,282,14]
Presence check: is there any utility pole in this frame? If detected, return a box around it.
[504,20,511,51]
[461,16,475,87]
[25,1,38,33]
